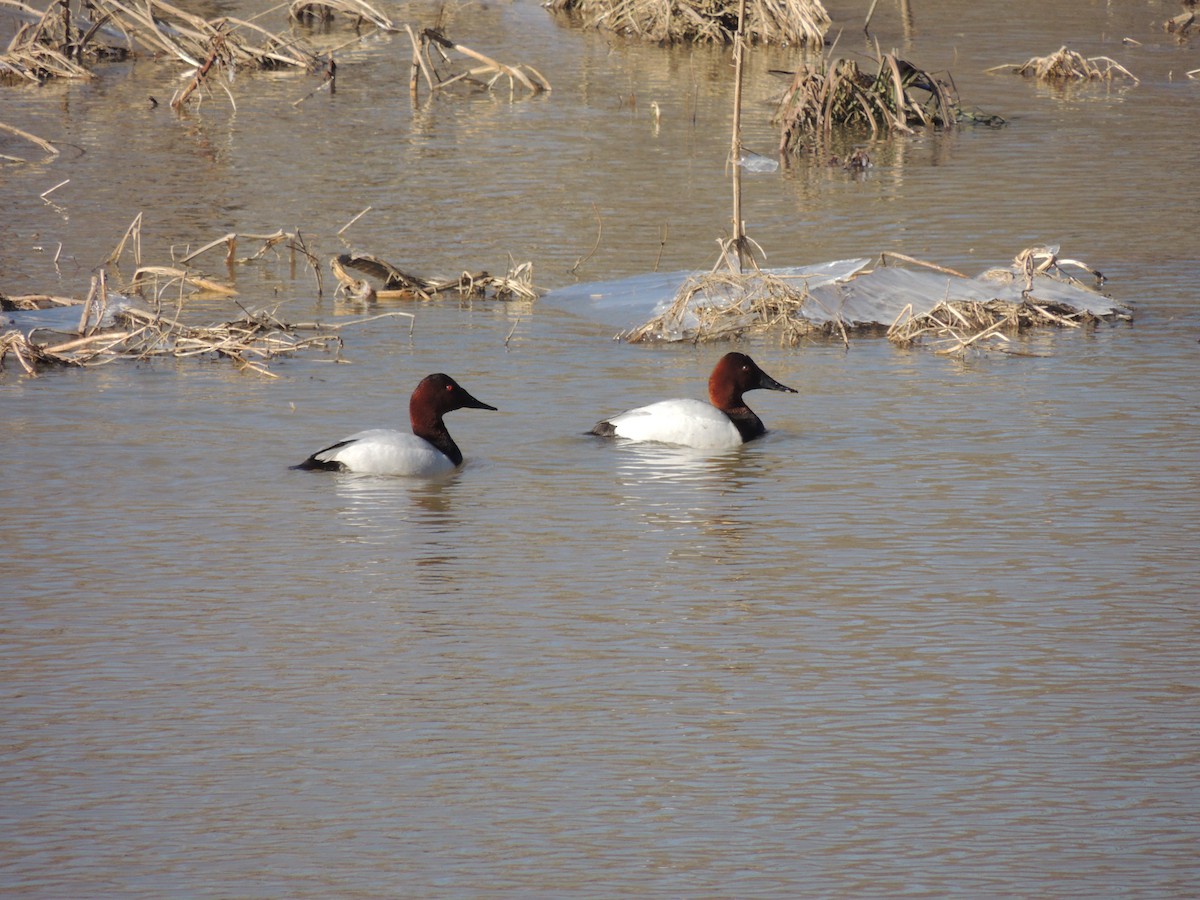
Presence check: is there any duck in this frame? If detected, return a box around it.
[294,373,496,476]
[590,352,797,450]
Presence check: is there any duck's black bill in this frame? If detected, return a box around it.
[463,392,498,411]
[757,372,798,394]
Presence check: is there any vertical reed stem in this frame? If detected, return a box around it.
[730,0,748,271]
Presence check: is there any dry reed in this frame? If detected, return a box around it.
[1,0,325,88]
[546,0,829,45]
[289,0,395,31]
[406,27,549,99]
[0,298,372,377]
[988,46,1138,83]
[774,52,958,153]
[622,270,831,345]
[887,247,1120,355]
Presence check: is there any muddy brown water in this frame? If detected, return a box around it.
[2,1,1198,896]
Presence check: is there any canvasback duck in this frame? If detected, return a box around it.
[294,373,496,476]
[590,352,796,450]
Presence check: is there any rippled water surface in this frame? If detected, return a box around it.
[3,0,1199,896]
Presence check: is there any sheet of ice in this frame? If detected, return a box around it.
[543,256,1124,341]
[3,295,133,337]
[542,260,872,332]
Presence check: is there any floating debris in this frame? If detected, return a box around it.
[332,254,431,296]
[542,247,1129,355]
[774,53,959,154]
[545,0,829,46]
[331,253,538,303]
[1163,9,1199,36]
[988,46,1139,83]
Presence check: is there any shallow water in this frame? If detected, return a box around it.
[2,0,1199,896]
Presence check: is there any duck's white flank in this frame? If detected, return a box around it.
[590,352,797,450]
[599,399,744,449]
[295,373,495,477]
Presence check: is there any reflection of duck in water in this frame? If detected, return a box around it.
[294,373,495,476]
[590,352,796,450]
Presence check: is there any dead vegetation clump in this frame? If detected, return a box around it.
[621,270,829,344]
[886,248,1117,355]
[5,218,361,377]
[0,0,348,87]
[2,210,538,377]
[546,0,829,46]
[988,46,1139,84]
[289,0,395,31]
[0,284,366,378]
[774,52,959,154]
[2,2,548,113]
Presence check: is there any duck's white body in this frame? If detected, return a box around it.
[305,429,459,477]
[601,399,744,450]
[591,352,797,451]
[295,373,495,478]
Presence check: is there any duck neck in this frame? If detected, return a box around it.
[710,382,765,441]
[725,406,766,441]
[411,412,464,466]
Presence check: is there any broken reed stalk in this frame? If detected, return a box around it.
[171,30,227,110]
[338,207,372,236]
[106,213,144,267]
[410,28,549,99]
[172,229,322,297]
[569,203,603,275]
[0,120,60,160]
[130,266,238,298]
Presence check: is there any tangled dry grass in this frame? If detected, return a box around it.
[289,0,395,31]
[0,0,554,110]
[0,0,339,86]
[621,270,832,344]
[2,210,536,377]
[546,0,829,46]
[774,52,958,153]
[988,46,1139,84]
[885,249,1115,355]
[1,290,363,378]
